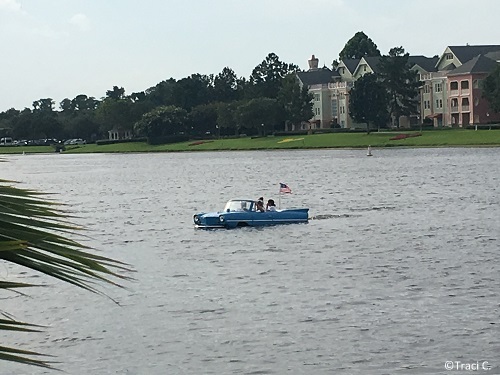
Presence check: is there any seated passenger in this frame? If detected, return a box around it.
[256,199,265,212]
[266,199,277,211]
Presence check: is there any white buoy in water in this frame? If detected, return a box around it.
[367,145,373,156]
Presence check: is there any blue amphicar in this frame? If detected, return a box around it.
[193,199,309,229]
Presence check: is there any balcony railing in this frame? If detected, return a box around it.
[328,82,353,90]
[451,106,459,113]
[461,105,470,112]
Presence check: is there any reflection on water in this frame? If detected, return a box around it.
[1,148,499,374]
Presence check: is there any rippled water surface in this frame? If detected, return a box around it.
[1,148,499,374]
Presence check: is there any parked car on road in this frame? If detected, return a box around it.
[0,137,13,146]
[64,138,86,145]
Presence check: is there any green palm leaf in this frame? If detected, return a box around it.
[0,178,131,368]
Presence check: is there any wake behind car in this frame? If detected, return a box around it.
[193,199,309,229]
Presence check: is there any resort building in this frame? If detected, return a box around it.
[298,44,500,129]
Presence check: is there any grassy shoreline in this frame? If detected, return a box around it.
[1,130,500,154]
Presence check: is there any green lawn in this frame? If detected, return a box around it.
[1,130,500,154]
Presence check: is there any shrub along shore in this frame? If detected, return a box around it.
[1,130,500,154]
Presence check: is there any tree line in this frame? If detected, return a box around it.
[0,53,313,142]
[1,31,499,143]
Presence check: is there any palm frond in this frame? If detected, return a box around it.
[0,346,55,369]
[0,179,132,368]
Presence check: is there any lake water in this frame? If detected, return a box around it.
[1,148,499,374]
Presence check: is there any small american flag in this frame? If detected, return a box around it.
[279,183,292,194]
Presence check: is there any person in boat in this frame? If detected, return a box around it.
[266,199,277,211]
[256,197,265,212]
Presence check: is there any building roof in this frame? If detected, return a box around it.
[297,67,339,86]
[408,55,438,72]
[448,45,500,64]
[448,54,498,76]
[485,50,500,61]
[340,59,360,74]
[363,56,382,73]
[441,63,457,71]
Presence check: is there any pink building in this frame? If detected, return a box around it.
[446,54,500,127]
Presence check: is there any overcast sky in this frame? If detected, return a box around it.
[1,0,499,112]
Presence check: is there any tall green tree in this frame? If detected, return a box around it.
[216,101,240,136]
[58,95,100,140]
[278,74,313,128]
[31,98,64,139]
[9,109,33,140]
[59,98,73,112]
[105,86,125,100]
[188,103,218,136]
[0,179,129,368]
[0,108,20,137]
[32,98,54,112]
[171,74,213,110]
[213,67,240,102]
[339,31,381,60]
[249,53,299,99]
[72,94,99,111]
[378,47,420,127]
[349,73,389,134]
[95,97,135,135]
[482,64,500,113]
[134,105,187,138]
[144,79,177,108]
[236,97,281,136]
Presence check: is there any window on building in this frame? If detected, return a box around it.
[439,99,443,108]
[450,81,458,90]
[314,94,320,101]
[446,53,453,60]
[363,65,367,72]
[473,79,479,89]
[461,80,469,90]
[331,99,338,116]
[435,83,442,92]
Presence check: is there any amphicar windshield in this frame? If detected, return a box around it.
[223,200,255,212]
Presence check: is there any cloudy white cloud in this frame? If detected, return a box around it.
[0,0,21,12]
[69,13,90,32]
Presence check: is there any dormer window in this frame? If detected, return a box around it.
[446,53,453,60]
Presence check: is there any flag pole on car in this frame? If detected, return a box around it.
[278,183,292,209]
